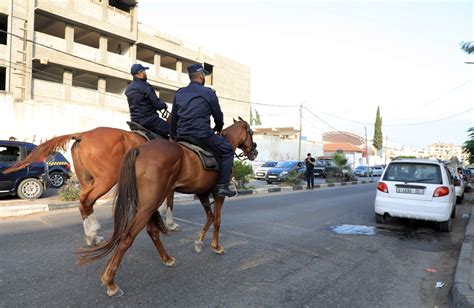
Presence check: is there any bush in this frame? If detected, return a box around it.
[58,174,81,201]
[233,160,253,189]
[283,169,304,186]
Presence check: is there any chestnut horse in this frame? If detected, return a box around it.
[79,118,257,297]
[4,127,180,245]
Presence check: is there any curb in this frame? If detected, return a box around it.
[453,201,474,307]
[0,180,376,218]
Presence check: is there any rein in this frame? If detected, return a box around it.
[234,126,257,161]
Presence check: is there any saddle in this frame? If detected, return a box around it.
[176,136,219,171]
[127,121,164,141]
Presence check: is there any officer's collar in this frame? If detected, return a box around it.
[133,76,146,82]
[190,80,203,86]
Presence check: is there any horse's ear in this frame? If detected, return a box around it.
[233,118,237,123]
[238,116,244,122]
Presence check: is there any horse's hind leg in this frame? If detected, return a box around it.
[146,211,177,266]
[78,179,115,246]
[101,208,155,298]
[194,193,215,254]
[158,191,180,231]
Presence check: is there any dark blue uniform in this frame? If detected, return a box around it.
[125,77,169,138]
[170,81,233,185]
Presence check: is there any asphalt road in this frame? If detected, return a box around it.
[0,184,468,307]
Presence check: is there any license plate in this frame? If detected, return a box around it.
[396,187,424,195]
[256,172,265,176]
[268,175,277,179]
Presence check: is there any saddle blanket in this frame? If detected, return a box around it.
[178,141,219,171]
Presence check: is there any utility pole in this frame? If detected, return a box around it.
[298,103,303,160]
[365,126,369,167]
[384,135,388,165]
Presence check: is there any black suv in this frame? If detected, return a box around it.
[46,152,71,188]
[0,140,50,199]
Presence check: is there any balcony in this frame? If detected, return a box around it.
[72,42,100,62]
[33,31,66,52]
[137,60,156,76]
[71,86,99,105]
[73,0,102,20]
[107,6,132,31]
[32,79,64,101]
[107,52,131,71]
[159,67,178,82]
[104,93,128,109]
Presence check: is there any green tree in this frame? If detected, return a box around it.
[233,160,253,189]
[463,127,474,164]
[461,41,474,54]
[249,108,254,125]
[332,152,348,175]
[254,109,262,125]
[373,106,383,151]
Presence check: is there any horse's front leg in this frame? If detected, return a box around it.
[194,193,215,253]
[210,194,225,254]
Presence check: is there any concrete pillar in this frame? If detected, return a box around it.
[24,0,35,100]
[63,70,73,101]
[130,5,138,34]
[99,35,108,63]
[129,44,137,63]
[98,77,106,106]
[65,24,74,54]
[154,52,161,77]
[101,0,108,22]
[176,60,182,82]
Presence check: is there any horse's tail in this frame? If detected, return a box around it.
[77,148,167,265]
[3,133,82,174]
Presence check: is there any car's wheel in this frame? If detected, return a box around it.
[451,206,456,219]
[456,196,462,204]
[439,218,452,232]
[49,171,66,188]
[266,180,273,184]
[375,213,385,224]
[17,178,44,200]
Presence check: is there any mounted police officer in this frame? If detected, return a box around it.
[170,63,236,197]
[125,63,169,138]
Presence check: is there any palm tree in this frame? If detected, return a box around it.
[461,41,474,54]
[332,152,348,178]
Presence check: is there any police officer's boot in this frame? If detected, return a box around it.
[216,183,236,197]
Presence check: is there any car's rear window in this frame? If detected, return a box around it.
[276,161,296,168]
[383,163,442,184]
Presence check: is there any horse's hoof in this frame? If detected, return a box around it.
[84,236,94,246]
[94,236,105,245]
[213,246,225,255]
[107,286,124,298]
[167,223,181,232]
[194,241,203,254]
[163,257,177,267]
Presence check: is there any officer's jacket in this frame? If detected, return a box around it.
[170,81,224,139]
[125,77,167,126]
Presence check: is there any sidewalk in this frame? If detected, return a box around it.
[453,192,474,307]
[0,179,376,218]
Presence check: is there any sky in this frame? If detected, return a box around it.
[138,0,473,149]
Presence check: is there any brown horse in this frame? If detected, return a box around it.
[79,118,257,297]
[4,127,180,246]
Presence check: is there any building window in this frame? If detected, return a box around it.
[0,66,6,90]
[0,14,7,45]
[204,63,214,85]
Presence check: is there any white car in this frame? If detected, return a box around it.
[453,173,465,204]
[253,161,278,180]
[371,166,384,177]
[374,159,456,232]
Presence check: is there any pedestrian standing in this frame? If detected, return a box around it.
[305,153,315,189]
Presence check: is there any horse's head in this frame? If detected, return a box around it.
[231,117,258,161]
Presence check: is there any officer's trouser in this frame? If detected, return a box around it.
[201,134,234,185]
[144,120,170,139]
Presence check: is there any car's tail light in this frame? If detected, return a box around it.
[433,186,449,197]
[66,163,71,171]
[377,182,388,193]
[454,179,461,186]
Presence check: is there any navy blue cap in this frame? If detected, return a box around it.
[187,63,209,75]
[131,63,149,75]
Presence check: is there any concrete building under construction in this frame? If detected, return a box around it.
[0,0,251,141]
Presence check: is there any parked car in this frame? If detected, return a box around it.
[314,157,338,177]
[374,159,456,232]
[46,152,71,188]
[354,166,372,177]
[453,170,465,204]
[371,165,384,177]
[0,140,50,200]
[265,160,306,184]
[254,161,278,180]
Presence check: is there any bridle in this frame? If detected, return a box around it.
[161,109,170,120]
[235,125,258,161]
